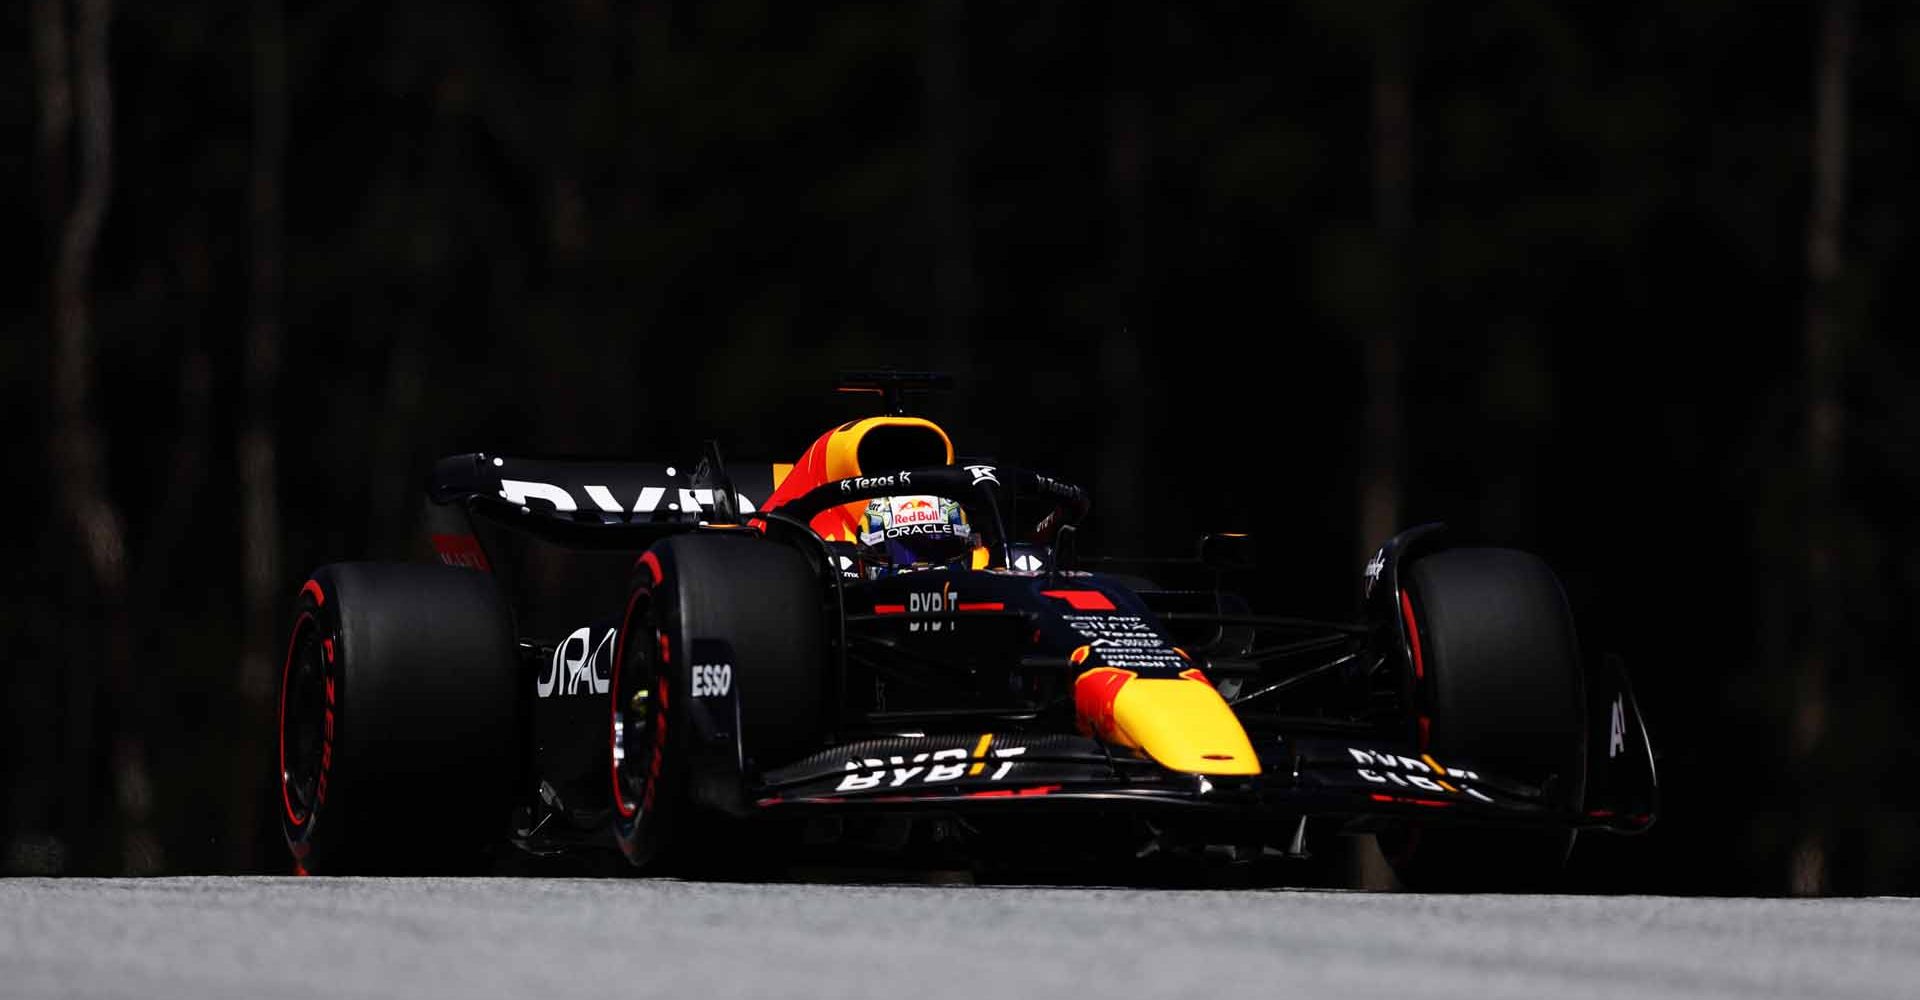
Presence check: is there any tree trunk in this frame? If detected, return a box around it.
[234,0,288,872]
[32,0,71,227]
[41,0,160,875]
[925,0,975,385]
[22,0,77,876]
[1790,0,1855,898]
[1098,3,1150,546]
[1352,7,1413,893]
[1358,12,1411,566]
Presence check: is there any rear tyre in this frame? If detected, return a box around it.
[278,562,518,874]
[1381,547,1587,892]
[610,533,827,872]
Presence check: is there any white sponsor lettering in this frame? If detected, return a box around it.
[1031,473,1073,497]
[1609,696,1626,759]
[1085,636,1165,649]
[1363,549,1386,595]
[837,764,883,791]
[501,479,579,512]
[909,591,953,613]
[924,748,969,782]
[834,744,1027,792]
[909,588,957,632]
[1346,746,1492,802]
[503,479,753,515]
[1061,613,1183,669]
[692,663,733,698]
[538,627,615,698]
[584,485,624,513]
[842,472,912,493]
[886,521,967,539]
[1062,615,1155,636]
[965,464,999,486]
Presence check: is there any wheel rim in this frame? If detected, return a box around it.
[611,588,663,827]
[612,665,653,821]
[279,613,329,828]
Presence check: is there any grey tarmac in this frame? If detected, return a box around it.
[1,877,1916,1000]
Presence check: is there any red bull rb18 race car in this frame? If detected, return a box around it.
[275,374,1656,887]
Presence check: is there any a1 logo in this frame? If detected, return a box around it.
[692,663,733,698]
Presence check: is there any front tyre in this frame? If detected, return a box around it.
[278,562,518,874]
[610,533,826,871]
[1382,547,1588,892]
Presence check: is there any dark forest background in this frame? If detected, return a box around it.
[8,0,1920,894]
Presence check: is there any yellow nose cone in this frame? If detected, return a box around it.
[1076,669,1260,776]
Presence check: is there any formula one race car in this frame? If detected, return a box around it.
[275,373,1657,887]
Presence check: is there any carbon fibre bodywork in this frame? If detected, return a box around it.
[414,437,1657,866]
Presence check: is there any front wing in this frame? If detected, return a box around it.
[753,733,1653,834]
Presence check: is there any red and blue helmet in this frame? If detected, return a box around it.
[859,495,971,575]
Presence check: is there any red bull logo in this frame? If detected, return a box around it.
[892,496,943,526]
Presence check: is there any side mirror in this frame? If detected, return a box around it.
[1050,523,1079,572]
[1198,532,1255,572]
[693,439,742,525]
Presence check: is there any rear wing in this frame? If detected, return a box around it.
[426,452,782,547]
[420,452,790,641]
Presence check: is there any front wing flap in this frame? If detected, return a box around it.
[753,733,1653,833]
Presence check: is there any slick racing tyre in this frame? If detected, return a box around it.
[610,533,827,872]
[1381,547,1588,892]
[278,562,518,874]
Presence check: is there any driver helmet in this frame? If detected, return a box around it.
[859,495,971,576]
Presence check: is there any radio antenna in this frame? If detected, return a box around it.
[835,370,953,415]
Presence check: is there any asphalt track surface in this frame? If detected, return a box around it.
[3,877,1918,1000]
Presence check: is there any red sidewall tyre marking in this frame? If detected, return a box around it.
[1399,588,1432,752]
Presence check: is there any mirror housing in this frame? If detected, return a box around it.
[1198,532,1255,572]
